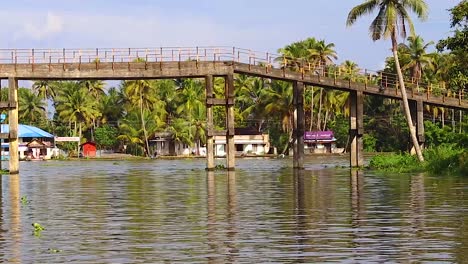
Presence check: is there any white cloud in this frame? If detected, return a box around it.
[16,12,64,41]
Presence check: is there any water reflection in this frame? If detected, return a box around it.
[6,174,22,264]
[0,160,466,262]
[292,169,307,263]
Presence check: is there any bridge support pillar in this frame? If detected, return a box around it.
[350,90,364,167]
[293,81,305,169]
[410,99,425,153]
[205,75,215,171]
[225,74,235,171]
[8,77,19,174]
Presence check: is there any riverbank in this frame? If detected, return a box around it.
[368,145,467,175]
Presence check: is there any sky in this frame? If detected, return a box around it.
[0,0,460,71]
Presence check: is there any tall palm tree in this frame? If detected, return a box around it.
[347,0,428,162]
[175,79,206,154]
[123,79,156,157]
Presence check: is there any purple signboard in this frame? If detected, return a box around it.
[304,131,334,140]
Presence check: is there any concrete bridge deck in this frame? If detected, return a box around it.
[0,46,464,109]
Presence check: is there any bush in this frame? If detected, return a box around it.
[424,145,465,175]
[368,153,421,173]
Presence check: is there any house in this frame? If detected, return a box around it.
[150,132,187,156]
[212,128,270,157]
[304,131,338,154]
[149,128,270,157]
[1,124,56,160]
[81,141,97,157]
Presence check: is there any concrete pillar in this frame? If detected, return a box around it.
[205,75,215,170]
[8,77,19,174]
[225,74,235,170]
[350,90,364,167]
[410,100,425,153]
[293,81,305,169]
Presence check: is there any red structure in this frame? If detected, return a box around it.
[81,142,97,157]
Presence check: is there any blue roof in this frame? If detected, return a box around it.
[0,124,54,138]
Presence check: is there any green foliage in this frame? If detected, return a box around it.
[369,146,467,175]
[368,153,421,173]
[424,145,465,175]
[437,0,468,92]
[327,114,349,148]
[95,125,118,150]
[363,134,377,152]
[425,121,468,148]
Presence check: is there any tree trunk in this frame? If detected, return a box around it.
[452,109,455,132]
[140,90,150,157]
[441,108,445,128]
[309,86,314,131]
[460,110,463,134]
[317,88,323,131]
[391,31,424,162]
[323,108,329,131]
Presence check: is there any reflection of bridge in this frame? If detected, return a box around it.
[0,47,466,173]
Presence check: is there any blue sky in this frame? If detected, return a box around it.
[0,0,460,70]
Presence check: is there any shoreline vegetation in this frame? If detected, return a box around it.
[368,145,467,175]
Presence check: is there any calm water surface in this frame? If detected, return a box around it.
[1,156,467,263]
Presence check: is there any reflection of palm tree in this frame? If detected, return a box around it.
[347,0,428,162]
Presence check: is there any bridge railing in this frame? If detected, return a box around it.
[0,47,464,102]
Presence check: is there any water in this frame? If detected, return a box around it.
[1,157,467,263]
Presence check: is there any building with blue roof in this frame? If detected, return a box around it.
[1,124,55,160]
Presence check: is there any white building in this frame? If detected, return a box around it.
[212,134,270,157]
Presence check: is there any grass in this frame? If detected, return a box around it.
[368,145,467,175]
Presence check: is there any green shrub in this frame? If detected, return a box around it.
[368,153,420,173]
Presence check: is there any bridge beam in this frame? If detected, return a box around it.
[205,75,215,170]
[350,90,364,167]
[410,99,425,153]
[225,74,235,170]
[9,77,19,174]
[293,81,305,169]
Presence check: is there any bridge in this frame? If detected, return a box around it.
[0,47,466,173]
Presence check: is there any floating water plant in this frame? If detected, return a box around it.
[21,195,29,205]
[48,248,62,253]
[32,222,45,237]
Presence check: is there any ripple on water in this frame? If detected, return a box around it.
[0,159,466,263]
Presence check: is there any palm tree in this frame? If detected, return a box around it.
[175,79,206,154]
[79,80,106,100]
[347,0,428,162]
[308,40,338,73]
[261,80,293,154]
[98,87,124,126]
[55,82,100,138]
[123,79,157,157]
[18,88,46,124]
[32,80,56,120]
[399,35,434,81]
[341,60,360,81]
